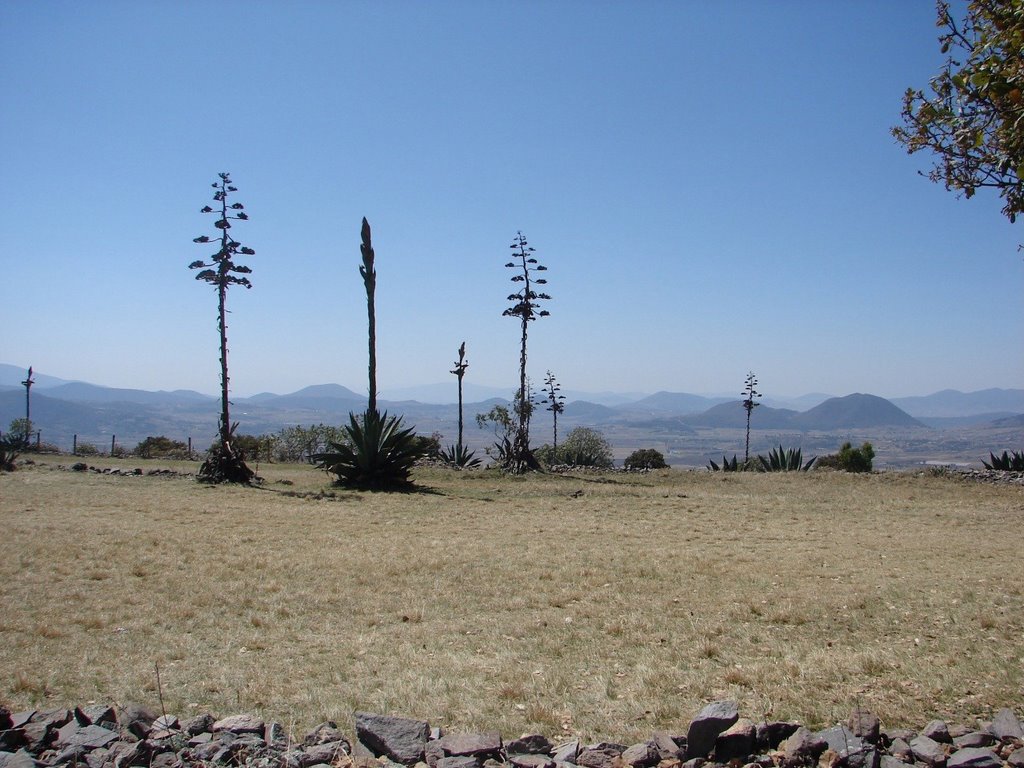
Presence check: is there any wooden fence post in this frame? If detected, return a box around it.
[73,435,78,455]
[111,435,116,456]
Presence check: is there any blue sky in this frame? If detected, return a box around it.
[1,1,1021,400]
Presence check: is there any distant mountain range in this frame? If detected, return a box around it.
[1,363,1021,458]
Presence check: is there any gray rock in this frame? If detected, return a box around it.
[266,722,289,749]
[779,727,827,764]
[0,750,39,768]
[303,741,351,766]
[436,733,502,758]
[991,710,1024,742]
[149,753,180,768]
[184,714,215,736]
[213,715,265,735]
[651,732,684,761]
[909,735,947,767]
[305,722,346,747]
[755,722,799,751]
[117,704,156,740]
[686,701,739,760]
[953,733,996,749]
[552,739,580,764]
[354,712,430,766]
[849,710,881,745]
[888,737,913,762]
[883,730,916,745]
[577,744,626,768]
[716,719,755,763]
[506,735,553,756]
[879,755,908,768]
[621,743,659,768]
[57,724,120,750]
[818,726,879,768]
[946,748,1002,768]
[510,756,556,768]
[437,757,479,768]
[922,722,952,745]
[1007,747,1024,768]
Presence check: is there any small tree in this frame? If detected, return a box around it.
[189,172,256,484]
[893,0,1024,225]
[541,370,566,452]
[624,448,668,470]
[502,232,551,473]
[741,371,762,463]
[558,427,614,469]
[8,418,33,448]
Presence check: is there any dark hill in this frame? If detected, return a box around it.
[794,393,926,430]
[44,382,213,406]
[620,391,729,415]
[682,401,800,429]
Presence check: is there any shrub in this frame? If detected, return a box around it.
[412,431,443,461]
[136,436,189,459]
[982,450,1024,471]
[624,448,668,470]
[708,455,756,472]
[757,445,816,472]
[818,441,875,472]
[232,433,274,463]
[438,443,482,469]
[553,427,613,468]
[75,442,100,456]
[314,409,426,490]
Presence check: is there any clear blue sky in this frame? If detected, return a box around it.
[2,1,1021,399]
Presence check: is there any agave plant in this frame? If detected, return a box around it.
[438,442,482,469]
[198,421,256,484]
[314,409,425,490]
[708,454,740,472]
[982,450,1024,471]
[0,433,23,472]
[758,445,817,472]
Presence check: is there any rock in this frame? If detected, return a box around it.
[715,719,755,763]
[305,722,346,746]
[149,753,180,768]
[354,712,430,766]
[1007,747,1024,768]
[755,722,799,751]
[506,735,553,756]
[817,726,879,768]
[436,758,479,768]
[888,737,913,762]
[686,701,739,760]
[909,735,947,767]
[879,755,907,768]
[621,743,659,768]
[953,733,996,749]
[118,703,157,740]
[651,732,684,761]
[552,739,580,764]
[947,748,1002,768]
[56,723,120,750]
[303,741,351,766]
[778,727,826,765]
[882,729,915,745]
[184,714,216,736]
[212,714,265,735]
[509,756,556,768]
[990,710,1024,742]
[0,750,39,768]
[577,744,627,768]
[922,722,952,744]
[436,733,502,758]
[849,710,881,745]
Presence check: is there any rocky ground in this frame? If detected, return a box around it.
[2,701,1022,768]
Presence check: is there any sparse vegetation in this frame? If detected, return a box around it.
[982,449,1024,471]
[188,172,256,484]
[623,448,668,470]
[2,462,1022,739]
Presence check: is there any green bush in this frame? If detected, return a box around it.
[232,434,274,463]
[707,454,755,472]
[1,433,22,471]
[412,432,443,461]
[75,442,100,456]
[982,450,1024,471]
[818,441,875,472]
[314,409,426,490]
[624,448,668,470]
[136,436,190,459]
[544,427,614,468]
[438,443,482,469]
[757,445,816,472]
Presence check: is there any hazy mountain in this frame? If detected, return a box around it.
[793,393,925,430]
[561,400,619,423]
[683,401,801,429]
[762,393,834,411]
[240,384,363,410]
[990,412,1024,428]
[43,382,212,406]
[621,391,731,414]
[0,364,77,389]
[915,413,1019,429]
[891,388,1024,417]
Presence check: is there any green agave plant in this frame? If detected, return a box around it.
[439,442,482,469]
[982,450,1024,471]
[758,445,816,472]
[314,409,425,490]
[0,433,24,472]
[707,454,740,472]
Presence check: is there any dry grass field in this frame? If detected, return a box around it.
[1,458,1021,742]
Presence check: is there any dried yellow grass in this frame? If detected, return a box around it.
[1,459,1021,741]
